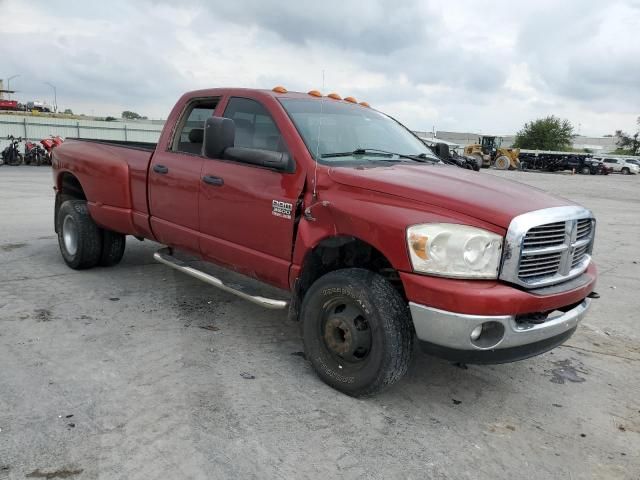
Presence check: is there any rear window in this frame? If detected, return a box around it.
[172,98,219,155]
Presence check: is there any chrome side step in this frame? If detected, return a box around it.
[153,247,289,310]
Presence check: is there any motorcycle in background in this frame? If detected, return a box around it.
[24,140,47,166]
[1,135,24,166]
[40,135,64,165]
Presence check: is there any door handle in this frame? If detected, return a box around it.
[202,175,224,186]
[153,164,169,174]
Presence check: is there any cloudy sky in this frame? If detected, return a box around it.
[1,0,638,136]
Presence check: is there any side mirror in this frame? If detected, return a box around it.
[203,117,235,158]
[223,147,292,172]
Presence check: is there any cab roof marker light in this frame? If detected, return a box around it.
[344,96,357,103]
[359,101,370,107]
[327,93,342,100]
[272,86,288,93]
[308,90,322,97]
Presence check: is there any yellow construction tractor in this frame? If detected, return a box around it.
[463,136,520,170]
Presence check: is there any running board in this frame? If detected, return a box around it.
[153,247,289,310]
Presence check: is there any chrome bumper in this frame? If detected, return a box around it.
[409,298,590,351]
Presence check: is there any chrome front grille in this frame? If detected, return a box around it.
[576,218,592,241]
[500,206,595,288]
[521,222,566,250]
[571,244,589,269]
[518,251,563,279]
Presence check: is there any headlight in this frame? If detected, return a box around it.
[407,224,503,279]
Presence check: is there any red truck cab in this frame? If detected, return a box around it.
[52,87,597,396]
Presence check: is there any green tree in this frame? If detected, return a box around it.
[63,108,73,115]
[104,116,117,122]
[514,116,574,151]
[614,117,640,155]
[121,110,143,120]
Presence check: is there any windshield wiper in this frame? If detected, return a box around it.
[321,149,394,159]
[321,148,439,163]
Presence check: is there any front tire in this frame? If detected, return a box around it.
[301,268,414,397]
[56,200,102,269]
[621,167,630,175]
[494,155,510,170]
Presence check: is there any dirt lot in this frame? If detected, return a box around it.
[0,167,638,479]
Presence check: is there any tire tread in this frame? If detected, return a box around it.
[56,199,102,269]
[302,268,414,397]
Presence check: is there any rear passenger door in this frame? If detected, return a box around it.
[197,96,305,289]
[148,98,218,253]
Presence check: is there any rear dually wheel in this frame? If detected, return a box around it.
[56,199,102,269]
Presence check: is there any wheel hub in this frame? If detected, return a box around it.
[62,215,78,256]
[322,301,371,363]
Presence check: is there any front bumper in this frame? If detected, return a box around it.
[410,298,591,364]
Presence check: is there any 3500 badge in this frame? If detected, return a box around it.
[272,200,293,219]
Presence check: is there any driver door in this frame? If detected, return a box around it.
[197,96,305,289]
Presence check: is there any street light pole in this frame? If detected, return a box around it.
[7,75,19,100]
[44,81,57,113]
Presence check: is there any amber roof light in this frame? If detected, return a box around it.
[344,96,357,103]
[327,93,342,100]
[359,101,370,107]
[308,90,322,97]
[272,86,288,93]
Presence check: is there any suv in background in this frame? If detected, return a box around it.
[595,157,640,175]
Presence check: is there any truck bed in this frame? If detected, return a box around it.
[53,137,156,240]
[66,137,157,152]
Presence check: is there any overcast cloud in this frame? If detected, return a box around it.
[0,0,638,135]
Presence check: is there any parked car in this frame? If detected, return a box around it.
[427,141,479,170]
[582,158,611,175]
[50,86,598,396]
[594,157,639,175]
[624,158,640,169]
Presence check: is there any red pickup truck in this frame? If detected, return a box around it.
[52,87,597,396]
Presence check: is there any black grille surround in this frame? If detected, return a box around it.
[500,207,595,289]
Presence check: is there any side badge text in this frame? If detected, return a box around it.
[272,200,293,219]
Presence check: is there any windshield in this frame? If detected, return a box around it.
[279,98,438,163]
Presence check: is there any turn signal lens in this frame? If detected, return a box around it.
[409,234,428,260]
[272,86,288,93]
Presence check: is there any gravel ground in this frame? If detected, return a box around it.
[0,166,638,480]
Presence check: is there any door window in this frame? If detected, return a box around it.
[223,97,286,153]
[173,99,219,155]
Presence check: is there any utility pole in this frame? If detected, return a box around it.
[45,81,57,113]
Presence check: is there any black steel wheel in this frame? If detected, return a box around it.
[301,268,413,397]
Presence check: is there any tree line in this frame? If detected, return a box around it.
[513,115,639,155]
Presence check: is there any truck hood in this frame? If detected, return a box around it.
[328,164,574,228]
